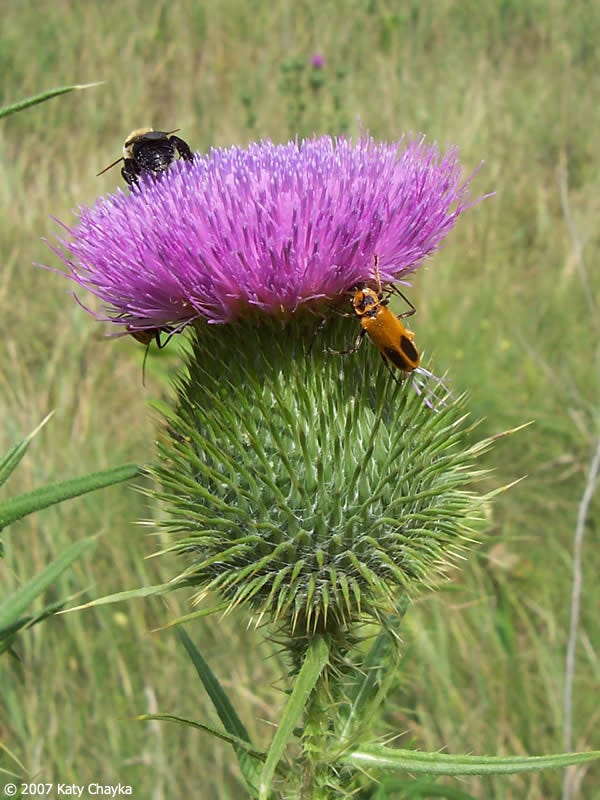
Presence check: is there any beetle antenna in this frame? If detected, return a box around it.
[373,254,383,293]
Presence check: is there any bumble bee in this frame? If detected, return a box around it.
[97,127,194,186]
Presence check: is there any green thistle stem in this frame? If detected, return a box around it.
[301,674,334,800]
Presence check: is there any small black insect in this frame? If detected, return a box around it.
[126,324,179,384]
[97,127,194,186]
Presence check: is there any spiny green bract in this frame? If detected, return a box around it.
[153,317,487,637]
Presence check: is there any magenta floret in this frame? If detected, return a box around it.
[52,135,480,330]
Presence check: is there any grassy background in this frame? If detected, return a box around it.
[1,0,599,797]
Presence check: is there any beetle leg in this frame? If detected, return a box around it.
[381,354,405,387]
[327,328,366,356]
[307,316,329,356]
[387,286,416,319]
[308,307,357,356]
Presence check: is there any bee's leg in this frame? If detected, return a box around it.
[171,136,194,162]
[327,328,366,356]
[122,158,141,186]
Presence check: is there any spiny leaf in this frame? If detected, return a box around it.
[0,464,140,531]
[342,745,600,775]
[62,582,178,613]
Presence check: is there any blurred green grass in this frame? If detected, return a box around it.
[1,0,599,797]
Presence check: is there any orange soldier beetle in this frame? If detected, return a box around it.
[329,255,420,382]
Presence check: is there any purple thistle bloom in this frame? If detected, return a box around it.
[52,135,482,332]
[310,53,326,69]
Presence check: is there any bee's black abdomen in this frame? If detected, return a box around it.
[132,139,176,174]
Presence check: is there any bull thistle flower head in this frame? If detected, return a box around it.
[52,135,491,648]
